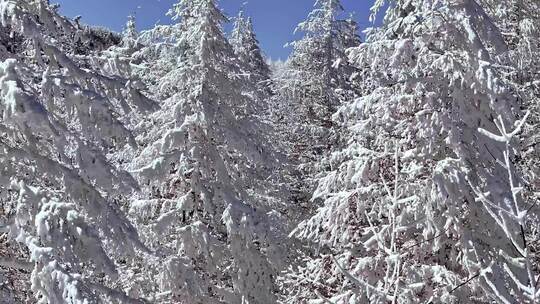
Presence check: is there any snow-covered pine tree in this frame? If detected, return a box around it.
[275,0,361,199]
[93,14,155,127]
[283,0,539,303]
[229,9,287,169]
[287,0,359,108]
[123,15,138,49]
[129,3,195,100]
[269,0,362,265]
[230,10,273,106]
[128,0,286,303]
[0,0,154,302]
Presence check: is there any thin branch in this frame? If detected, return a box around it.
[450,272,481,294]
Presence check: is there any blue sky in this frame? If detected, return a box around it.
[55,0,378,60]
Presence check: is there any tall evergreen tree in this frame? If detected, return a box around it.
[0,0,154,302]
[275,0,361,198]
[128,1,285,303]
[229,10,281,150]
[230,11,272,93]
[283,0,539,303]
[2,1,538,303]
[128,4,193,99]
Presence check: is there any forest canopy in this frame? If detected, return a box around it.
[0,1,539,303]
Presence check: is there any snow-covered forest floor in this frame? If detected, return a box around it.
[0,0,539,303]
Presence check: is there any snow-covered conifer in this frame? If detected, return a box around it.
[123,15,138,48]
[129,2,197,99]
[128,0,286,303]
[2,1,538,303]
[274,0,361,199]
[228,9,278,144]
[230,11,272,94]
[0,1,154,302]
[283,0,539,303]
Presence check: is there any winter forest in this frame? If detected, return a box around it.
[0,0,539,303]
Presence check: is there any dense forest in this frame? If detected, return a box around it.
[0,0,539,303]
